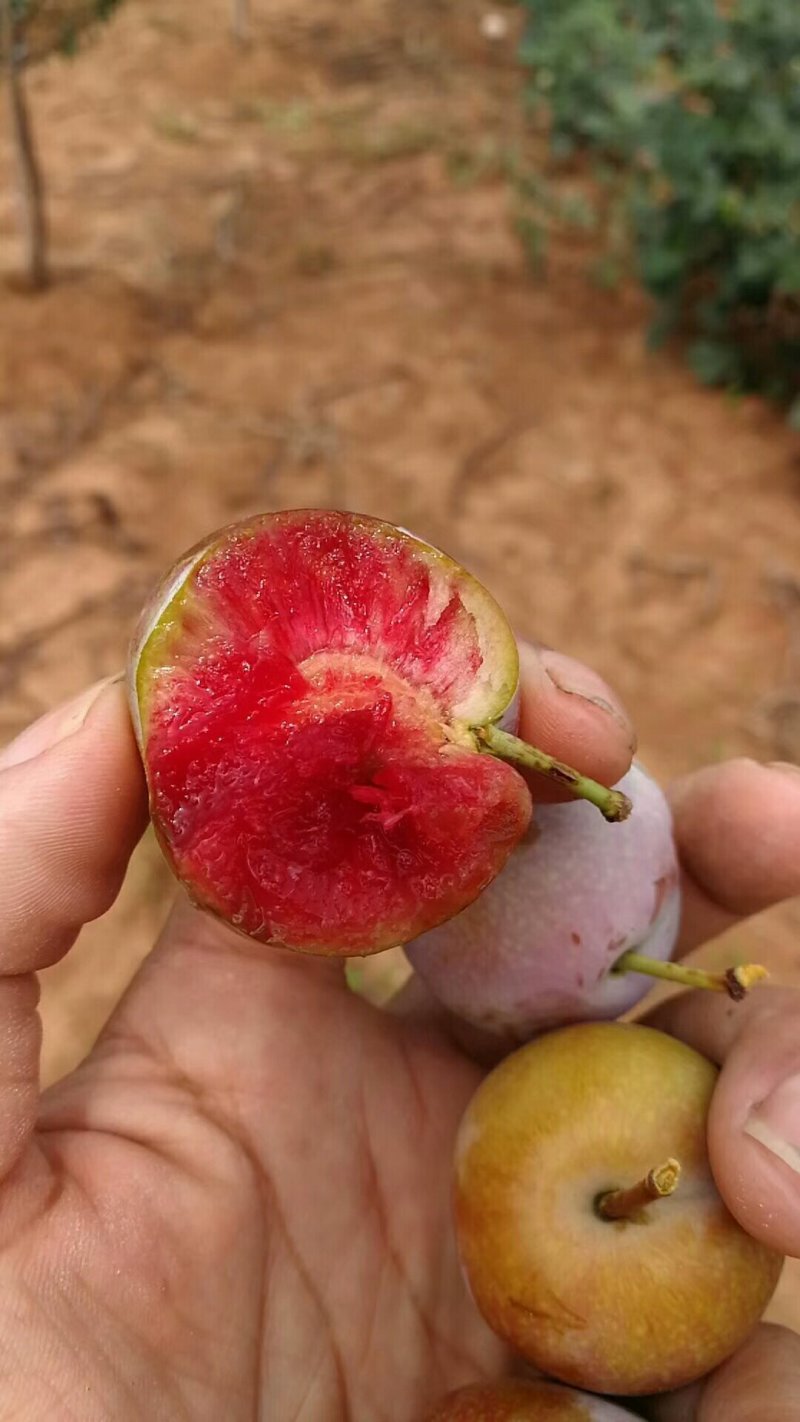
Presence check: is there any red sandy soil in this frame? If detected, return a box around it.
[2,0,800,1331]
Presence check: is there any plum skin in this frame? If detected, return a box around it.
[453,1023,783,1397]
[405,763,680,1041]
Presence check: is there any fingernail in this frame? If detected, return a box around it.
[538,649,637,748]
[0,674,124,771]
[744,1076,800,1176]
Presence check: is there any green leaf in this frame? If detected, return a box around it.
[647,307,678,350]
[591,254,623,289]
[688,339,741,387]
[518,0,800,409]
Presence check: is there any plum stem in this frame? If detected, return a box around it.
[597,1159,681,1222]
[613,950,768,1001]
[476,725,632,822]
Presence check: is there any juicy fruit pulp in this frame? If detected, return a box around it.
[454,1022,783,1396]
[130,510,531,954]
[406,764,680,1041]
[424,1380,640,1420]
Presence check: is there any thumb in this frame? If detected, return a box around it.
[647,984,800,1258]
[0,679,146,1174]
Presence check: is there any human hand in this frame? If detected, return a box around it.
[0,656,798,1420]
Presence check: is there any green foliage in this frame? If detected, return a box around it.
[520,0,800,408]
[3,0,125,66]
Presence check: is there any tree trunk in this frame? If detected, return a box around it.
[2,3,48,290]
[230,0,251,46]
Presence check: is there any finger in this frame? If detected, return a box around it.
[696,1324,800,1422]
[646,987,800,1255]
[516,642,636,802]
[644,1325,800,1421]
[668,759,800,955]
[641,1381,703,1422]
[0,680,146,1173]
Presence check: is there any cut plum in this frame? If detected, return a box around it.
[131,510,631,955]
[130,510,531,954]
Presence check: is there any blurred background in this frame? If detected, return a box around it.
[2,0,800,1331]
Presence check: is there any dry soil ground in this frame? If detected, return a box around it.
[2,0,800,1337]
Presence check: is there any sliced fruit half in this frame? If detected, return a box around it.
[129,509,627,955]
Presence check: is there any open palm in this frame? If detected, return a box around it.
[23,916,500,1420]
[1,663,799,1421]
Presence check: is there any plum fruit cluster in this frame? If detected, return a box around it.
[130,511,782,1420]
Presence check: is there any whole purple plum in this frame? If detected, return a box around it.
[405,763,681,1043]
